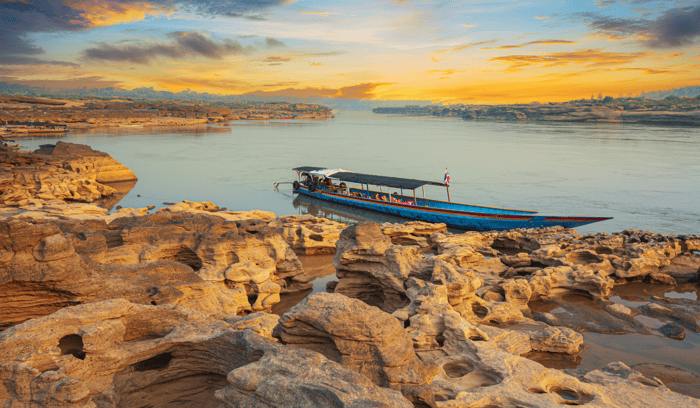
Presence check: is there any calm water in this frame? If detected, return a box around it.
[17,111,700,235]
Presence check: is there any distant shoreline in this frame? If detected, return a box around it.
[373,97,700,127]
[0,95,334,130]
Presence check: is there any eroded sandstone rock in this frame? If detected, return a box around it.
[0,299,410,408]
[275,292,439,407]
[0,218,239,328]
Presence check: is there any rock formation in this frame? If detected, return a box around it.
[0,142,136,206]
[0,218,239,328]
[0,97,334,129]
[276,292,439,407]
[0,299,411,408]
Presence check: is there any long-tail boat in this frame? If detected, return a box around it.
[291,166,612,231]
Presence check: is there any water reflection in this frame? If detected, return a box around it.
[292,193,466,233]
[292,193,408,225]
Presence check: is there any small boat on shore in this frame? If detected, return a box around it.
[291,166,612,231]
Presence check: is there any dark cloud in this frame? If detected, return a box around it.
[576,12,648,40]
[0,56,80,67]
[174,0,289,17]
[0,0,289,58]
[265,37,286,48]
[649,6,700,47]
[575,5,700,48]
[256,56,292,63]
[0,75,124,90]
[83,32,253,64]
[0,0,82,55]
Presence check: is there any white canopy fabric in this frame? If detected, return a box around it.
[308,168,349,178]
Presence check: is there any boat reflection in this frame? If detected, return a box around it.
[293,193,410,225]
[293,193,465,233]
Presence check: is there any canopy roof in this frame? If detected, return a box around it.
[293,166,445,190]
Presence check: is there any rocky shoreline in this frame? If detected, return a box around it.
[1,143,699,407]
[0,96,333,130]
[373,98,700,127]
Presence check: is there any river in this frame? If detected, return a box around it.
[16,110,700,235]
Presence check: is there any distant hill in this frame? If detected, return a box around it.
[640,86,700,100]
[0,81,436,111]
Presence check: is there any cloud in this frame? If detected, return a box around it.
[490,49,652,70]
[433,40,499,58]
[481,45,524,50]
[526,40,576,45]
[648,6,700,48]
[461,23,476,28]
[243,82,393,99]
[82,31,253,64]
[481,40,575,50]
[594,0,617,7]
[425,69,464,75]
[255,56,292,64]
[0,0,82,55]
[609,67,676,74]
[310,62,322,66]
[0,75,124,90]
[265,37,286,48]
[299,10,329,15]
[535,15,553,20]
[0,55,80,67]
[172,0,292,17]
[0,0,292,57]
[335,82,394,99]
[66,1,172,28]
[575,5,700,48]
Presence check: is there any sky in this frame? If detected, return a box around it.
[1,0,700,104]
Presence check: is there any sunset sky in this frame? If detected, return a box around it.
[2,0,700,104]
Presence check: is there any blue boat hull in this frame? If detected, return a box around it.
[295,186,611,231]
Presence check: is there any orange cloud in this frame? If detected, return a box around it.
[432,40,498,61]
[526,40,576,45]
[255,56,292,64]
[481,45,524,50]
[490,49,653,70]
[481,40,575,50]
[425,69,464,75]
[610,67,676,75]
[244,82,393,99]
[665,52,684,59]
[588,33,656,42]
[67,1,173,28]
[335,82,394,99]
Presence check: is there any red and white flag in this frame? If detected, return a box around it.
[443,168,450,185]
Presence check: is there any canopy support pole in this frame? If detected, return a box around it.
[446,186,451,202]
[413,189,417,205]
[422,186,425,198]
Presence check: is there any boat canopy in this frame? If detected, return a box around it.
[292,166,445,190]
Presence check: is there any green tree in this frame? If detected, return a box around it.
[602,96,614,103]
